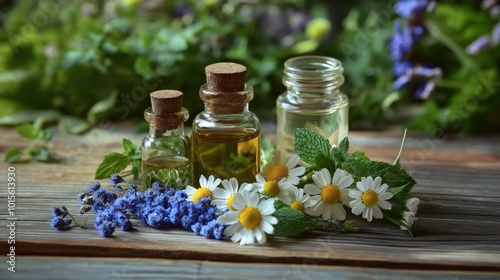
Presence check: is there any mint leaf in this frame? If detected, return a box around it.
[352,151,369,161]
[337,137,349,153]
[95,153,130,179]
[58,116,90,134]
[294,128,331,167]
[5,148,23,163]
[32,146,52,162]
[16,123,38,139]
[272,200,316,237]
[368,160,416,189]
[123,138,135,157]
[39,129,53,143]
[87,91,118,125]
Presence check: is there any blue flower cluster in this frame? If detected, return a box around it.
[72,174,226,239]
[389,0,442,100]
[466,0,500,54]
[50,206,72,230]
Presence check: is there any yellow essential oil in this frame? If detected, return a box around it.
[192,62,261,186]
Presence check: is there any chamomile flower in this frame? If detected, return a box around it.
[218,190,277,245]
[212,177,252,211]
[184,175,221,203]
[253,174,293,201]
[405,197,420,212]
[287,186,315,214]
[304,168,354,221]
[261,150,305,185]
[349,176,393,222]
[400,211,417,230]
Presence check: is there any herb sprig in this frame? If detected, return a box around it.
[4,121,55,163]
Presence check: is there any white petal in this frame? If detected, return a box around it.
[332,203,346,221]
[231,192,246,210]
[199,175,207,188]
[378,192,393,200]
[184,186,196,196]
[357,178,368,192]
[261,220,275,234]
[363,207,373,222]
[248,190,260,206]
[224,223,242,237]
[286,154,300,168]
[257,228,267,244]
[240,182,254,192]
[212,188,229,199]
[351,201,365,215]
[211,178,222,190]
[372,205,383,219]
[304,184,321,195]
[217,211,240,225]
[321,205,332,220]
[372,177,382,189]
[377,183,389,194]
[286,176,300,186]
[254,226,263,243]
[262,215,278,225]
[349,189,362,199]
[255,174,266,184]
[259,199,276,215]
[288,166,305,177]
[377,200,392,210]
[229,178,238,192]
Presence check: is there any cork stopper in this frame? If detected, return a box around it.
[203,62,252,114]
[149,90,184,130]
[205,62,247,92]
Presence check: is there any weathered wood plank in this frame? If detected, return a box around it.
[1,126,500,273]
[4,256,500,280]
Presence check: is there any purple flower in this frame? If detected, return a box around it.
[492,23,500,44]
[94,208,116,237]
[394,0,430,19]
[50,216,72,230]
[88,182,101,192]
[393,61,413,76]
[110,174,124,185]
[388,21,425,61]
[52,206,68,218]
[465,35,491,54]
[491,5,500,18]
[415,80,436,100]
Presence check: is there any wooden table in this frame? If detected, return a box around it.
[1,125,499,279]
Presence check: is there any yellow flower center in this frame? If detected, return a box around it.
[193,187,211,203]
[321,185,340,205]
[226,194,235,211]
[239,206,261,229]
[290,201,305,212]
[263,181,280,197]
[266,165,289,182]
[362,190,378,207]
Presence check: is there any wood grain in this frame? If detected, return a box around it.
[1,126,499,275]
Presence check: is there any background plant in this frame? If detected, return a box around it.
[0,0,498,135]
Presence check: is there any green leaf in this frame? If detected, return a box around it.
[15,123,38,139]
[32,146,52,162]
[5,148,23,163]
[87,91,118,125]
[123,138,136,157]
[134,56,152,78]
[95,152,130,179]
[368,160,416,189]
[337,137,349,154]
[272,200,316,237]
[58,116,90,134]
[352,151,369,161]
[0,110,60,126]
[39,129,53,143]
[294,128,331,167]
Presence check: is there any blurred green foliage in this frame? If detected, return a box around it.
[0,0,499,135]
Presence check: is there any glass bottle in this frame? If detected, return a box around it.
[192,62,260,186]
[142,90,191,189]
[276,56,349,158]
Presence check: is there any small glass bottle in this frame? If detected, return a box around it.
[192,62,260,186]
[276,56,349,157]
[142,90,191,189]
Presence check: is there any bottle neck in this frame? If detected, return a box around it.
[200,83,254,114]
[144,107,189,137]
[283,56,345,99]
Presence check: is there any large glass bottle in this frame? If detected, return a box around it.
[276,56,349,158]
[142,90,191,189]
[192,62,260,186]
